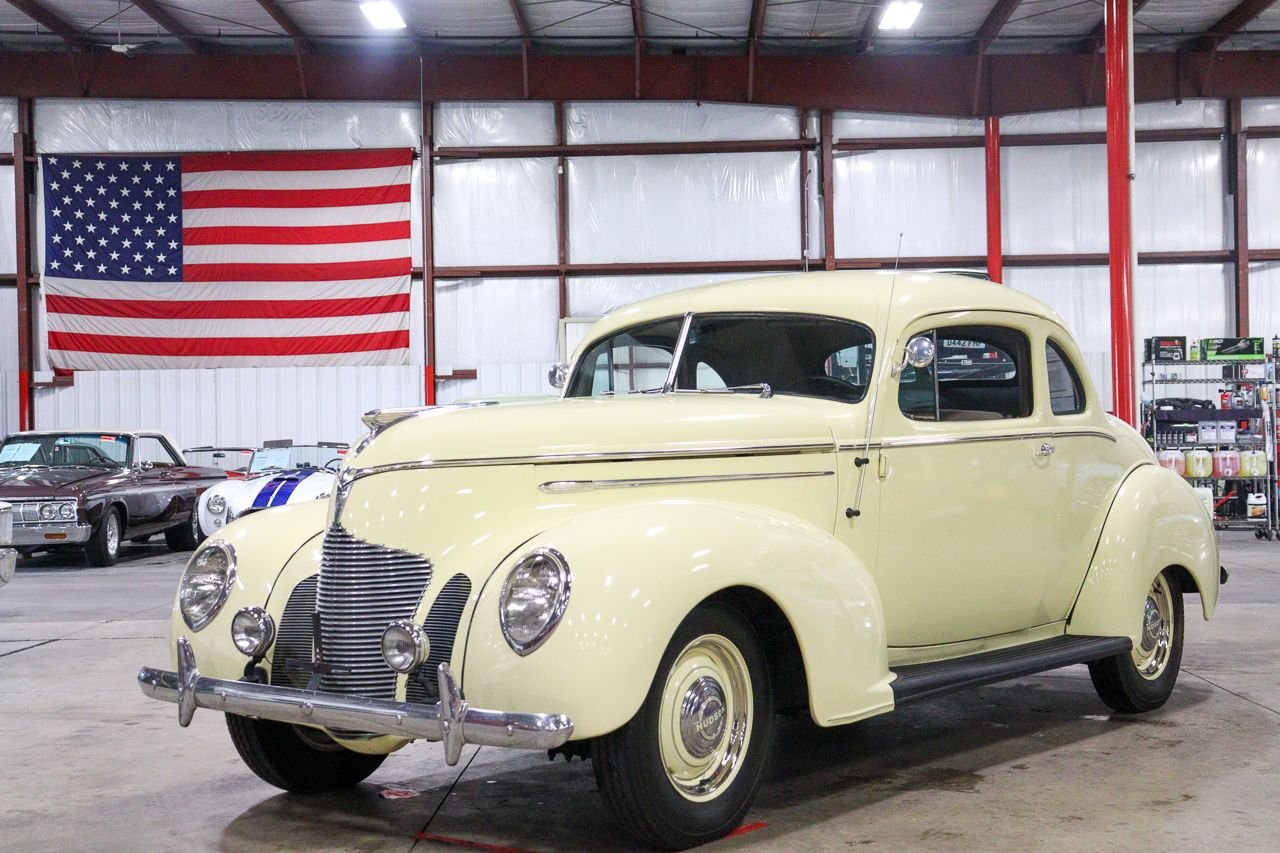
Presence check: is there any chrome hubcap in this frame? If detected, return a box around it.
[106,515,119,556]
[1132,574,1173,680]
[658,633,753,802]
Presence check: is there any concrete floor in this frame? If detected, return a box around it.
[1,533,1277,852]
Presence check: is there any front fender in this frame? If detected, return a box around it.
[1067,464,1219,646]
[461,498,894,740]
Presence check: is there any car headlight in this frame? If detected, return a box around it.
[380,620,429,673]
[58,503,76,520]
[179,540,237,631]
[39,503,56,520]
[499,548,571,655]
[207,495,227,514]
[231,606,275,656]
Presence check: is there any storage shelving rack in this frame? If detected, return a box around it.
[1142,357,1279,539]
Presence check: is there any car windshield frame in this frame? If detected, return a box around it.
[0,433,132,468]
[248,445,346,474]
[567,311,877,404]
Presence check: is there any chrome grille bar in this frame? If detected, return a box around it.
[407,574,472,703]
[270,575,317,690]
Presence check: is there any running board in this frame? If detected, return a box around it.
[890,635,1132,707]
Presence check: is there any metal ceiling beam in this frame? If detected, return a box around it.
[632,0,644,47]
[1081,0,1152,52]
[974,0,1023,44]
[254,0,310,53]
[854,0,891,53]
[130,0,205,54]
[4,51,1280,113]
[1193,0,1278,53]
[747,0,767,40]
[4,0,84,48]
[507,0,532,51]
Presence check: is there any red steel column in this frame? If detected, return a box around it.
[984,116,1003,283]
[1105,0,1136,425]
[422,100,436,405]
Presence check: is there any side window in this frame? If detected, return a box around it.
[136,436,178,469]
[1046,339,1086,415]
[898,325,1033,421]
[568,317,682,397]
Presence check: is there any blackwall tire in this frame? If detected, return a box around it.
[1088,569,1184,714]
[225,714,385,793]
[165,509,201,552]
[85,508,121,567]
[592,603,773,850]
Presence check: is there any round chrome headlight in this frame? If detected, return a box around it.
[499,548,571,655]
[58,503,76,520]
[231,606,275,656]
[178,540,237,631]
[207,495,227,514]
[39,503,56,520]
[380,619,429,673]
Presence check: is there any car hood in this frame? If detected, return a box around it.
[350,394,844,470]
[0,466,112,497]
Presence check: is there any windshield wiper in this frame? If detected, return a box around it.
[675,383,773,399]
[626,387,666,395]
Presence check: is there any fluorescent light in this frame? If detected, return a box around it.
[360,1,407,30]
[879,1,922,31]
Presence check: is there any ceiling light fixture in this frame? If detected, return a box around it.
[360,0,407,31]
[879,1,923,31]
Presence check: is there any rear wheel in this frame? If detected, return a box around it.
[226,714,385,793]
[164,508,202,552]
[593,604,773,850]
[1089,569,1184,713]
[85,507,121,567]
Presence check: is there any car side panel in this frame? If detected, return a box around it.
[1067,464,1219,645]
[461,499,896,740]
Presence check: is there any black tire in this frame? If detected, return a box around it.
[85,507,122,567]
[164,508,202,552]
[1089,569,1184,714]
[226,714,385,793]
[593,603,773,850]
[130,535,152,544]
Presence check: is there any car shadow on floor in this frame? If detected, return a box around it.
[15,540,184,572]
[216,674,1213,852]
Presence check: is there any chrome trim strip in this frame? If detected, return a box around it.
[8,522,91,546]
[878,431,1054,449]
[1050,428,1120,443]
[539,470,836,493]
[662,312,694,393]
[138,638,573,766]
[347,442,836,483]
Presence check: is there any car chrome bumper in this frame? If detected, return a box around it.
[10,522,91,546]
[137,637,574,765]
[0,549,15,586]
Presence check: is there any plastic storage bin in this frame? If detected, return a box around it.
[1185,449,1213,479]
[1213,450,1241,478]
[1156,450,1186,475]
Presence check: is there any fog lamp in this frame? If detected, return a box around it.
[230,606,276,656]
[380,619,429,673]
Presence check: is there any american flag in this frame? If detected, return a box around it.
[40,149,413,370]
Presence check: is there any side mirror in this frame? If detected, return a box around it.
[548,363,570,390]
[892,335,936,377]
[138,459,155,472]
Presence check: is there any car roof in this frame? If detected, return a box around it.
[7,430,183,449]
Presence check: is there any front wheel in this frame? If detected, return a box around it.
[1089,569,1184,714]
[85,507,121,567]
[593,604,773,850]
[226,714,385,793]
[164,507,202,552]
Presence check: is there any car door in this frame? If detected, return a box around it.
[873,313,1060,647]
[129,435,186,533]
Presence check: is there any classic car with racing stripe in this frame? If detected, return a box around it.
[139,271,1220,849]
[195,442,346,536]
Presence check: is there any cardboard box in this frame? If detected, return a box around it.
[1144,336,1186,363]
[1203,337,1264,361]
[1218,421,1237,443]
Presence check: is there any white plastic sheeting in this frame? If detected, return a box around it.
[829,113,983,140]
[0,287,15,371]
[434,102,556,148]
[1243,98,1280,128]
[433,158,558,266]
[0,98,16,138]
[1249,138,1280,248]
[0,166,14,274]
[569,153,801,263]
[833,148,985,258]
[0,371,17,438]
[31,365,424,448]
[1000,100,1225,134]
[433,277,559,396]
[567,271,786,318]
[1249,263,1280,338]
[567,102,800,144]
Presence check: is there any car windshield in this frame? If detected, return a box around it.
[184,448,254,472]
[567,313,876,404]
[248,445,346,474]
[0,433,130,468]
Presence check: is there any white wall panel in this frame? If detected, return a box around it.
[0,166,14,274]
[0,98,16,137]
[1001,100,1224,134]
[434,102,555,147]
[567,272,785,318]
[833,148,984,258]
[0,286,15,372]
[569,153,800,263]
[0,371,16,439]
[31,365,423,448]
[433,158,557,266]
[567,102,799,144]
[830,113,983,140]
[1243,98,1280,129]
[1249,138,1280,249]
[1132,141,1229,251]
[1247,262,1280,337]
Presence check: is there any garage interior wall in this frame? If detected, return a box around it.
[3,96,1279,443]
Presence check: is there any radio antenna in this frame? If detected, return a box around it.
[847,232,905,522]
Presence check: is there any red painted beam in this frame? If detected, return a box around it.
[1106,0,1136,425]
[1193,0,1278,53]
[985,116,1003,283]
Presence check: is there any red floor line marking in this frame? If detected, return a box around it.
[415,832,538,853]
[727,821,770,838]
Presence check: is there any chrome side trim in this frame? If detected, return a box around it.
[1050,428,1120,443]
[345,442,836,484]
[839,428,1117,452]
[539,470,836,493]
[662,312,694,393]
[138,638,573,766]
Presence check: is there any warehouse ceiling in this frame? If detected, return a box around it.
[0,0,1277,56]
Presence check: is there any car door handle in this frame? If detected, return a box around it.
[1036,442,1055,457]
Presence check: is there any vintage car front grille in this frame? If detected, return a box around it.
[316,525,432,700]
[407,573,472,703]
[270,575,317,690]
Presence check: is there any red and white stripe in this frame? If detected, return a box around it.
[45,148,413,370]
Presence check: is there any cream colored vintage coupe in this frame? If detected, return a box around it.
[139,271,1220,850]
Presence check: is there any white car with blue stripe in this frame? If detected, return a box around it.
[196,442,347,536]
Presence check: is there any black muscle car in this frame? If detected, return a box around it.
[0,430,227,566]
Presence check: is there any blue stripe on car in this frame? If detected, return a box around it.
[268,470,314,506]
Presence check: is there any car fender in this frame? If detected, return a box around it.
[1067,463,1219,646]
[461,498,895,740]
